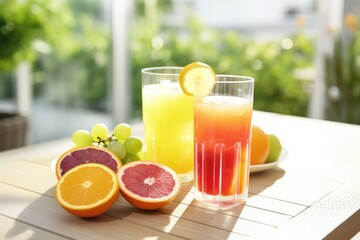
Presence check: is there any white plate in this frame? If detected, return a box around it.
[51,148,288,175]
[50,158,57,173]
[250,147,288,173]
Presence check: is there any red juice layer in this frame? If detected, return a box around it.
[194,96,252,196]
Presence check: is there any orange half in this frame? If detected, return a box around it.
[56,163,119,218]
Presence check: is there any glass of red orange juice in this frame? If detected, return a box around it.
[193,75,254,208]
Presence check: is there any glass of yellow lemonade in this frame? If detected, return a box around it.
[142,67,193,183]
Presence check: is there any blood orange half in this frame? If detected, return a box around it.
[117,161,181,210]
[56,146,122,180]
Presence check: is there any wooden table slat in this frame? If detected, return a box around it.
[260,177,360,239]
[0,214,69,240]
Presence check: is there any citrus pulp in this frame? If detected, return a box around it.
[56,163,119,218]
[117,161,181,210]
[56,146,122,180]
[179,62,216,96]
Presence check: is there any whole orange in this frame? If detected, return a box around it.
[250,125,270,165]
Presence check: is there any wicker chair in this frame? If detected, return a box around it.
[0,112,27,151]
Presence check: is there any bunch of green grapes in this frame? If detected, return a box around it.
[71,123,145,164]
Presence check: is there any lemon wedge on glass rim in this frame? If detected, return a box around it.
[179,62,216,96]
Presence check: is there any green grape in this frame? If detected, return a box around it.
[137,150,146,160]
[113,123,131,140]
[122,152,141,164]
[124,136,143,154]
[72,130,93,147]
[91,123,109,142]
[107,140,126,159]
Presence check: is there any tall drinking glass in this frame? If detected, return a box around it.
[194,75,254,208]
[142,67,193,183]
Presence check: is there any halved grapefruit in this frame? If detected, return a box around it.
[56,146,122,180]
[117,161,181,210]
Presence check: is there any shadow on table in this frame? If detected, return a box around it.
[110,181,246,239]
[6,184,190,239]
[6,186,124,240]
[159,182,249,239]
[107,182,193,236]
[249,167,286,195]
[110,169,288,239]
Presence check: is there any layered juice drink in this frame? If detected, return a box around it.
[142,68,194,183]
[194,76,254,208]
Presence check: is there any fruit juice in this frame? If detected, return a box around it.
[194,95,252,199]
[142,81,194,181]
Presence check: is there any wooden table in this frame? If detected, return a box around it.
[1,111,360,240]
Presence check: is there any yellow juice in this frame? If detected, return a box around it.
[142,82,194,181]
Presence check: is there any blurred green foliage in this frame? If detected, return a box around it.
[1,0,315,118]
[131,8,315,117]
[33,0,110,110]
[0,0,110,110]
[0,0,72,100]
[0,0,73,72]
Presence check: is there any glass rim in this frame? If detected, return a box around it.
[141,66,182,75]
[142,66,254,83]
[215,74,254,82]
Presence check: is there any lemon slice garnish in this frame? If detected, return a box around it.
[179,62,216,96]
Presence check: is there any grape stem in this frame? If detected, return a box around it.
[94,135,117,147]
